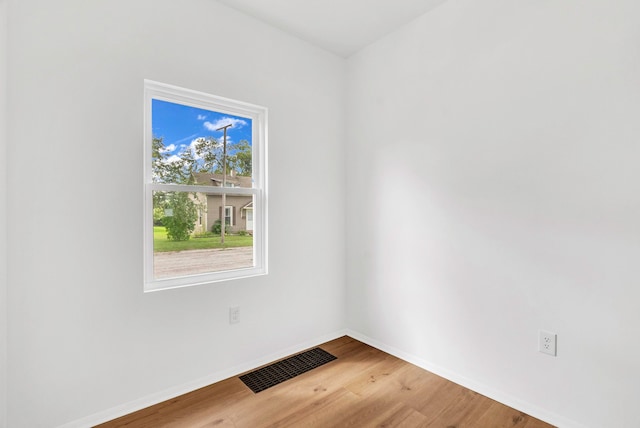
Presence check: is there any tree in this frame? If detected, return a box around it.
[152,136,187,184]
[153,135,252,178]
[191,137,221,173]
[228,140,252,175]
[162,192,199,241]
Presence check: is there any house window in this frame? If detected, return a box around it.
[224,206,233,226]
[144,80,267,291]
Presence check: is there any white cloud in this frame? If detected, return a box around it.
[197,114,207,120]
[159,143,176,153]
[163,154,183,164]
[188,139,202,160]
[203,117,248,131]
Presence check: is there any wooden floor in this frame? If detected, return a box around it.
[97,336,555,428]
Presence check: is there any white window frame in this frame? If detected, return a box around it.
[143,80,268,292]
[224,205,233,226]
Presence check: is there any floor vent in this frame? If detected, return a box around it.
[239,348,337,393]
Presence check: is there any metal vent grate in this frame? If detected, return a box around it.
[239,348,337,393]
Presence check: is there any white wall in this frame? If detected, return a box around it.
[0,1,8,426]
[346,1,640,427]
[6,0,346,426]
[8,0,640,426]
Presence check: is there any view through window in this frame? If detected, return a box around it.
[144,81,267,291]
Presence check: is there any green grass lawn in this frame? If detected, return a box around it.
[154,226,253,252]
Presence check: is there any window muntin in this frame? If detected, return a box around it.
[144,80,267,291]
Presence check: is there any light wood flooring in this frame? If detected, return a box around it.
[97,336,555,427]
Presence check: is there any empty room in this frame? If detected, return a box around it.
[1,0,639,427]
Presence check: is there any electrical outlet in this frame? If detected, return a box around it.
[229,306,240,324]
[539,330,557,356]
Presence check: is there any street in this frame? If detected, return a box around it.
[154,247,253,279]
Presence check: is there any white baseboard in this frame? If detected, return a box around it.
[345,329,586,428]
[57,329,349,428]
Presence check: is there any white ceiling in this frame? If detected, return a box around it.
[217,0,447,57]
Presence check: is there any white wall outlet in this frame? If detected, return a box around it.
[229,306,240,324]
[539,330,557,356]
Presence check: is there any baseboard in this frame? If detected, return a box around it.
[57,329,349,428]
[345,329,587,428]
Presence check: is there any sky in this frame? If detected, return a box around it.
[152,99,252,163]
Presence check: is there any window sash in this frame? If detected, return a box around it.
[143,80,266,191]
[143,188,266,291]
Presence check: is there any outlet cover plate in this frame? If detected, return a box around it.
[539,330,557,356]
[229,306,240,324]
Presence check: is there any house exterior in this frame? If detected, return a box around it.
[191,172,254,235]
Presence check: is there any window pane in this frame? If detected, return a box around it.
[153,191,254,280]
[151,99,253,187]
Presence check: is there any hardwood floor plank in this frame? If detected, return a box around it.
[97,337,555,428]
[362,361,447,412]
[343,353,407,397]
[423,389,493,427]
[264,387,360,428]
[472,400,534,428]
[378,405,429,428]
[331,400,414,427]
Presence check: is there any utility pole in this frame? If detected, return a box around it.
[216,123,233,244]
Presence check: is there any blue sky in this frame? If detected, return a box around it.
[152,99,252,162]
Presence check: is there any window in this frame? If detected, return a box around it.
[144,80,267,291]
[224,206,233,226]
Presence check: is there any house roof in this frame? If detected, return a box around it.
[192,172,252,188]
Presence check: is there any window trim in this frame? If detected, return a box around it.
[143,80,268,292]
